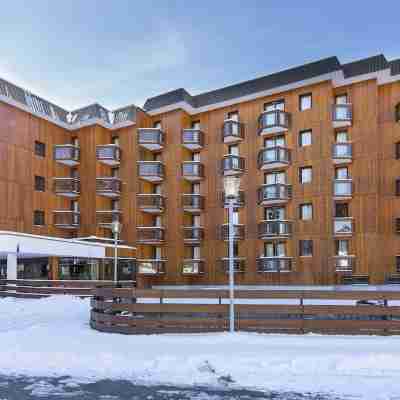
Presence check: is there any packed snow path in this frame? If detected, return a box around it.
[1,296,400,400]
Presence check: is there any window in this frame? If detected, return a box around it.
[299,166,312,184]
[228,144,239,155]
[34,176,45,192]
[264,135,285,148]
[33,210,45,226]
[335,94,348,105]
[227,111,239,121]
[192,183,200,194]
[264,242,286,257]
[299,93,312,111]
[299,240,313,257]
[299,204,313,220]
[34,141,46,157]
[335,239,349,256]
[264,207,285,220]
[192,152,200,161]
[153,121,162,129]
[264,100,285,112]
[335,131,348,143]
[335,167,349,180]
[112,136,119,146]
[299,130,312,147]
[265,171,286,185]
[335,203,349,218]
[192,120,201,129]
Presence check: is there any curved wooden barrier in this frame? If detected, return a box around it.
[90,287,400,335]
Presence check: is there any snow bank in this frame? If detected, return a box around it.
[1,296,400,399]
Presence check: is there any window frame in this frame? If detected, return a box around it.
[298,129,312,147]
[299,240,313,257]
[299,203,313,221]
[33,210,45,226]
[34,141,46,157]
[299,166,312,184]
[34,175,46,192]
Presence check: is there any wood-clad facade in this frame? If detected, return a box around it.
[1,54,400,285]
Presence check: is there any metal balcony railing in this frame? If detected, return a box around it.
[137,194,166,213]
[257,146,291,169]
[182,129,204,150]
[221,155,245,175]
[258,110,290,134]
[220,257,246,273]
[258,220,292,239]
[53,178,80,197]
[257,257,293,273]
[182,259,205,275]
[182,161,205,181]
[54,145,80,166]
[96,144,120,165]
[220,224,245,241]
[182,194,205,212]
[257,184,292,204]
[137,227,165,243]
[137,259,166,275]
[183,226,204,242]
[53,211,80,229]
[222,120,244,143]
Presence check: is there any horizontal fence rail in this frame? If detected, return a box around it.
[90,288,400,335]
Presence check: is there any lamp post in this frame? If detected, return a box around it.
[111,220,122,286]
[223,175,241,333]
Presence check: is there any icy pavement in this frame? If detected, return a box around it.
[1,296,400,399]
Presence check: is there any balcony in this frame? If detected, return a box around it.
[137,194,165,214]
[137,128,164,151]
[258,220,293,239]
[257,147,291,170]
[96,210,122,229]
[182,129,204,150]
[182,161,205,182]
[53,178,80,198]
[332,104,352,128]
[220,224,245,241]
[258,110,290,136]
[182,194,205,213]
[332,143,352,164]
[137,259,166,275]
[333,179,353,199]
[221,155,245,176]
[137,161,165,182]
[220,257,246,273]
[222,191,245,208]
[222,120,244,143]
[183,226,204,243]
[96,177,121,198]
[257,257,293,273]
[53,211,80,229]
[54,145,80,166]
[258,184,292,205]
[182,259,205,275]
[333,217,354,236]
[96,144,120,166]
[334,255,355,273]
[137,226,165,244]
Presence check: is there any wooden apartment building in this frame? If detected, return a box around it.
[1,54,400,286]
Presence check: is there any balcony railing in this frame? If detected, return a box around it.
[183,226,204,242]
[181,161,205,181]
[96,177,121,198]
[53,211,80,229]
[182,194,205,212]
[258,220,293,239]
[222,120,244,143]
[220,224,245,241]
[333,179,353,198]
[182,259,205,275]
[334,256,355,272]
[137,128,164,151]
[332,104,352,128]
[220,257,246,273]
[257,257,293,273]
[182,129,204,150]
[221,155,245,176]
[258,110,290,135]
[137,259,166,275]
[137,161,165,182]
[54,145,80,166]
[258,183,292,205]
[96,144,120,166]
[53,178,80,198]
[332,143,352,163]
[96,210,122,229]
[333,217,354,236]
[222,191,245,208]
[137,194,165,213]
[137,226,165,243]
[257,147,291,170]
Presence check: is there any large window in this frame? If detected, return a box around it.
[265,171,286,185]
[299,130,312,147]
[264,242,286,257]
[299,93,312,111]
[299,166,312,184]
[264,206,285,220]
[299,203,313,220]
[299,240,313,257]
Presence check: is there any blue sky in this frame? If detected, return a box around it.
[0,0,399,110]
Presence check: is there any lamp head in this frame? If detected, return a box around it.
[111,220,122,235]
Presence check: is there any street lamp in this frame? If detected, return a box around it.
[111,220,122,285]
[223,175,241,333]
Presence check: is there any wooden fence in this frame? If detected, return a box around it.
[91,287,400,335]
[0,280,135,298]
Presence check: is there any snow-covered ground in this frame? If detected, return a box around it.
[1,296,400,400]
